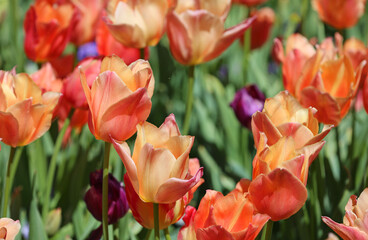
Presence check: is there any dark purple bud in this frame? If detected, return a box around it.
[230,84,266,129]
[77,42,98,61]
[84,170,129,225]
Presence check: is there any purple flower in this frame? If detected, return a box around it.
[77,42,98,61]
[230,85,265,129]
[84,170,129,224]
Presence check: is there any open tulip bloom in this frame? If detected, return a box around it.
[112,114,203,204]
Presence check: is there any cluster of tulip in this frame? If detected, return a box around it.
[1,0,368,239]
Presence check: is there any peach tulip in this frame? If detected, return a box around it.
[96,18,149,63]
[312,0,366,29]
[0,218,21,240]
[178,189,270,240]
[166,0,255,65]
[0,71,61,147]
[112,114,203,203]
[322,188,368,240]
[24,0,76,62]
[80,55,154,142]
[104,0,170,48]
[31,63,63,93]
[249,91,328,221]
[124,158,203,229]
[70,0,105,46]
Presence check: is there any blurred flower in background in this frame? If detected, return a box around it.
[104,0,170,48]
[312,0,366,29]
[76,42,99,61]
[84,170,129,239]
[232,0,268,7]
[166,0,255,65]
[322,188,368,240]
[0,218,21,240]
[230,84,265,129]
[24,0,76,62]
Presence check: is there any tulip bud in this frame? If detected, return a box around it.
[45,208,62,236]
[230,84,265,129]
[84,170,129,224]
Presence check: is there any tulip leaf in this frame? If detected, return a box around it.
[29,198,48,240]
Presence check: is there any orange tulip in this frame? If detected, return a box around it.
[70,0,105,45]
[248,7,275,50]
[96,18,149,63]
[24,0,76,62]
[312,0,366,29]
[124,158,203,229]
[80,55,154,142]
[103,0,170,48]
[322,188,368,240]
[232,0,268,7]
[0,218,21,240]
[166,0,255,65]
[277,34,365,125]
[249,91,328,221]
[0,71,61,147]
[178,189,270,240]
[112,114,203,203]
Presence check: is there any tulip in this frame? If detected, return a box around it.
[85,170,129,224]
[112,114,203,203]
[103,0,170,48]
[166,0,255,65]
[178,190,270,240]
[96,18,149,63]
[230,84,265,129]
[49,54,75,78]
[322,188,368,240]
[0,218,21,240]
[276,34,365,125]
[31,63,63,93]
[24,0,76,62]
[232,0,268,7]
[85,170,129,240]
[124,158,203,229]
[80,55,154,142]
[312,0,366,29]
[249,91,329,220]
[70,0,105,46]
[64,58,102,109]
[0,71,61,147]
[247,7,275,50]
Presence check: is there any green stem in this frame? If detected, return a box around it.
[153,203,160,240]
[42,117,70,220]
[140,48,146,60]
[1,147,21,217]
[335,127,342,168]
[182,65,195,135]
[103,142,111,240]
[261,221,273,240]
[144,229,152,240]
[242,28,251,85]
[348,107,356,189]
[164,228,171,240]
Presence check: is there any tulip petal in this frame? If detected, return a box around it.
[300,87,341,125]
[277,123,314,149]
[137,144,177,202]
[195,190,223,229]
[100,55,134,89]
[196,225,235,240]
[166,11,193,65]
[14,73,43,103]
[111,138,139,195]
[129,60,155,97]
[155,167,203,203]
[251,112,282,148]
[322,216,368,240]
[100,87,151,142]
[249,168,308,221]
[0,111,19,147]
[204,16,255,63]
[169,136,194,179]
